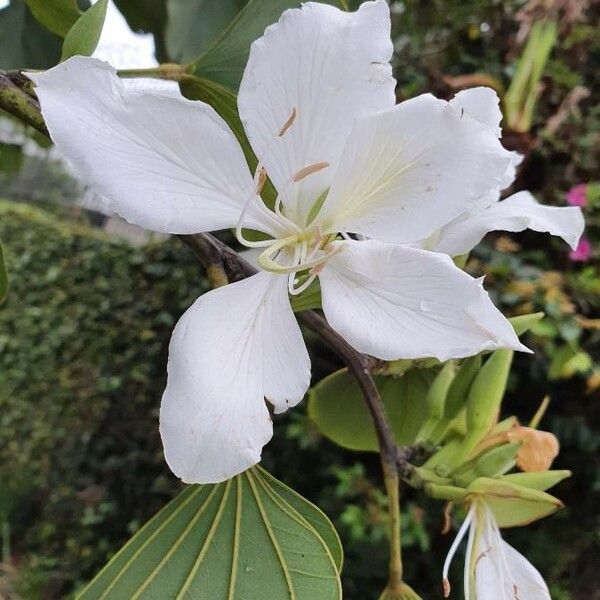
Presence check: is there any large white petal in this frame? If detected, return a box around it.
[160,273,310,483]
[31,56,282,236]
[238,0,395,226]
[318,94,514,244]
[318,240,527,361]
[473,504,551,600]
[432,191,585,256]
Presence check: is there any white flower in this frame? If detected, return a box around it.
[31,0,528,483]
[443,499,551,600]
[418,88,584,257]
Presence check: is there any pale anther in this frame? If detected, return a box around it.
[256,167,267,194]
[292,161,330,183]
[278,107,297,137]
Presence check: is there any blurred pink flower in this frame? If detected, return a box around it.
[569,237,592,262]
[566,183,587,207]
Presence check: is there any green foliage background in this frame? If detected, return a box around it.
[0,0,598,598]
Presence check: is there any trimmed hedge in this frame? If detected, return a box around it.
[0,200,206,596]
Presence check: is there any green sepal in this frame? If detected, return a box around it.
[424,482,468,502]
[453,442,520,487]
[500,470,571,492]
[467,477,563,527]
[422,435,464,472]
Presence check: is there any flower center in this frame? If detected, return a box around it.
[235,107,339,295]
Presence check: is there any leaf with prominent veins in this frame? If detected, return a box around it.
[77,468,342,600]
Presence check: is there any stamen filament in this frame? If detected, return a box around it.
[442,504,475,598]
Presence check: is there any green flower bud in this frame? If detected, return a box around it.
[501,470,571,491]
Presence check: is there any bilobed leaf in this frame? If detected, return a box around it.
[166,0,247,64]
[61,0,108,61]
[189,0,348,91]
[23,0,81,37]
[257,466,343,571]
[308,367,437,452]
[0,1,62,69]
[77,468,342,599]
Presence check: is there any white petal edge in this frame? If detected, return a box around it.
[318,93,514,244]
[318,240,528,361]
[160,273,310,484]
[238,0,395,226]
[449,86,503,137]
[30,56,283,236]
[432,191,585,256]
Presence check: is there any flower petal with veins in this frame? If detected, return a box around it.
[161,273,310,483]
[318,239,528,361]
[30,57,283,237]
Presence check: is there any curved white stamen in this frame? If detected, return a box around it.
[235,188,277,248]
[289,269,320,295]
[259,243,335,274]
[442,504,476,598]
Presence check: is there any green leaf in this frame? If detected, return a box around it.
[114,0,168,61]
[166,0,247,64]
[548,344,593,380]
[23,0,81,37]
[189,0,347,91]
[257,466,343,571]
[0,1,62,69]
[0,143,24,175]
[467,477,563,527]
[77,468,342,599]
[308,367,437,452]
[61,0,108,61]
[0,238,7,305]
